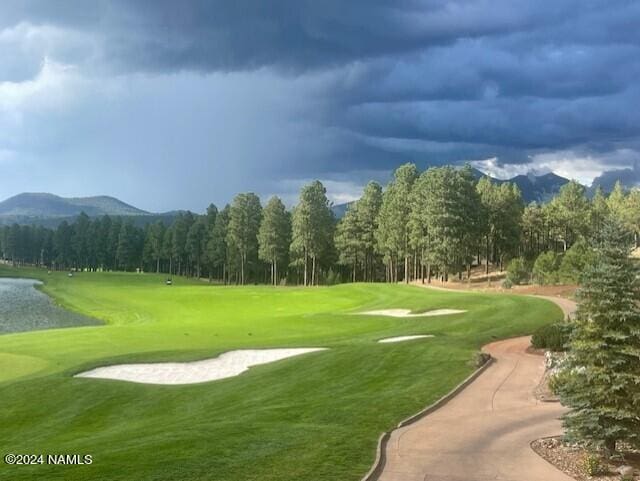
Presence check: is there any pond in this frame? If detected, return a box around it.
[0,278,101,334]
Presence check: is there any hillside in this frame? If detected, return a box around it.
[0,193,149,225]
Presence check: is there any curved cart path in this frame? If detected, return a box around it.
[375,290,576,481]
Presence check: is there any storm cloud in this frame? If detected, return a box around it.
[0,0,639,210]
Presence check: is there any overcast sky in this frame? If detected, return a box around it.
[1,0,639,212]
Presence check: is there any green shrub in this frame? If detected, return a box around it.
[558,240,595,284]
[531,323,571,351]
[472,352,491,368]
[582,453,607,476]
[548,373,562,394]
[324,268,341,285]
[502,278,513,289]
[506,257,530,285]
[532,251,562,285]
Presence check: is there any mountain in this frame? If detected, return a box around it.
[330,201,354,219]
[0,193,149,225]
[504,172,570,203]
[468,168,570,203]
[589,162,640,193]
[331,170,571,219]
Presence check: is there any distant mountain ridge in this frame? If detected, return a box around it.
[0,193,157,226]
[482,171,570,203]
[0,193,148,218]
[331,170,571,219]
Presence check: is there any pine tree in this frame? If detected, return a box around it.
[607,181,627,220]
[547,181,590,251]
[290,181,334,286]
[186,217,208,278]
[116,221,139,271]
[335,204,362,282]
[375,163,418,282]
[171,212,194,275]
[258,196,291,285]
[522,202,546,258]
[555,219,640,452]
[162,225,174,275]
[356,181,383,281]
[416,166,481,281]
[207,205,230,282]
[145,221,166,273]
[590,187,610,238]
[227,193,262,285]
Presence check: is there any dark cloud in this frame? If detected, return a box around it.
[1,0,640,209]
[0,0,566,73]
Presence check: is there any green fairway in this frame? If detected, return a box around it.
[0,265,562,481]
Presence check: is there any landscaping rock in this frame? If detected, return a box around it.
[617,465,634,479]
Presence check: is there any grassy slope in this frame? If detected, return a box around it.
[0,266,562,481]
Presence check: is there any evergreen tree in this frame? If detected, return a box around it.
[290,181,335,286]
[72,212,91,268]
[95,215,112,270]
[607,181,627,220]
[590,186,610,237]
[54,221,73,268]
[186,217,208,278]
[258,196,291,285]
[625,189,640,247]
[408,170,432,282]
[558,239,595,284]
[356,181,383,281]
[375,163,418,282]
[107,217,122,270]
[555,219,640,452]
[521,202,548,259]
[116,221,140,271]
[227,193,262,285]
[418,166,482,281]
[145,221,166,273]
[207,205,230,282]
[546,181,590,251]
[205,203,218,230]
[171,212,194,275]
[335,204,362,282]
[162,225,174,275]
[478,177,524,272]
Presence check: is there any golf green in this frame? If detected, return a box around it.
[0,266,562,481]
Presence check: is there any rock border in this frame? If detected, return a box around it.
[360,355,495,481]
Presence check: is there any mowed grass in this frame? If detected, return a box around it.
[0,266,562,481]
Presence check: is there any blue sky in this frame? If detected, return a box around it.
[1,0,639,212]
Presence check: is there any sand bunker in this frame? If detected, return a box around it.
[378,335,434,343]
[75,348,326,385]
[359,309,465,318]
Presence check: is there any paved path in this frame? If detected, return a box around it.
[375,293,576,481]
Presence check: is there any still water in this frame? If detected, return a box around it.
[0,278,100,334]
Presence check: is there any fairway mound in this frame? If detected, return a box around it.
[75,348,327,385]
[359,308,465,318]
[378,335,434,343]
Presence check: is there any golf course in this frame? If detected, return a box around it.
[0,265,562,481]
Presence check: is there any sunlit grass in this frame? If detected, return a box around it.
[0,265,562,481]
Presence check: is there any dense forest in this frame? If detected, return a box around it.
[2,164,639,285]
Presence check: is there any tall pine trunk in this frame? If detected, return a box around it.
[312,255,316,286]
[303,250,308,286]
[240,252,245,285]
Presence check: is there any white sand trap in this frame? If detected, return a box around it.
[378,335,434,343]
[359,308,465,318]
[75,348,326,385]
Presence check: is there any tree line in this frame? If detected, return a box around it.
[2,164,639,285]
